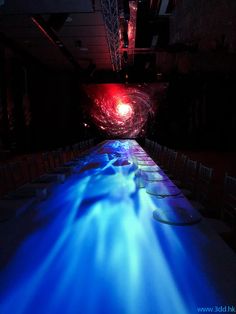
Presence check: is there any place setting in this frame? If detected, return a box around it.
[136,160,156,166]
[138,165,161,172]
[145,181,182,197]
[141,171,168,182]
[150,196,202,225]
[136,156,153,161]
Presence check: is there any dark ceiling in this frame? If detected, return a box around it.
[0,0,175,77]
[0,0,111,72]
[1,0,236,81]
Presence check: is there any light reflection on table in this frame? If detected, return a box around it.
[0,140,236,314]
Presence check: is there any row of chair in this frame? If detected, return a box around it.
[144,138,236,229]
[0,138,96,197]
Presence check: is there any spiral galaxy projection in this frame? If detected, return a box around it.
[84,84,159,138]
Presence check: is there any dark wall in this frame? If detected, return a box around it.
[170,0,236,54]
[28,68,80,150]
[148,71,236,151]
[0,42,95,153]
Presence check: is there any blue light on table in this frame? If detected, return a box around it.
[0,140,228,314]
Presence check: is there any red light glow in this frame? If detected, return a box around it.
[83,84,158,138]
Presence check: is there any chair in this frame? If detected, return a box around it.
[71,144,79,159]
[26,154,60,188]
[149,140,155,154]
[147,140,153,156]
[57,148,66,164]
[172,153,187,187]
[51,150,61,168]
[42,152,52,173]
[2,160,48,202]
[181,159,198,198]
[190,163,213,212]
[6,161,28,190]
[89,139,94,147]
[203,172,234,235]
[0,165,9,196]
[52,157,73,177]
[165,150,178,175]
[159,146,170,168]
[145,138,150,150]
[221,173,236,228]
[63,146,72,161]
[152,143,162,162]
[26,155,42,182]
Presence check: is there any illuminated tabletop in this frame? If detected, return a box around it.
[0,140,236,314]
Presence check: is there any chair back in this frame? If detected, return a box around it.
[160,146,170,167]
[166,150,178,173]
[222,173,236,226]
[145,138,151,149]
[183,159,198,193]
[196,163,213,206]
[174,154,187,181]
[6,161,27,190]
[0,165,9,196]
[26,155,41,181]
[42,152,53,172]
[153,143,162,161]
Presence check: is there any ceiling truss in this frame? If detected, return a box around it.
[100,0,121,72]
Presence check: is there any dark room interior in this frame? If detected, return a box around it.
[0,1,236,313]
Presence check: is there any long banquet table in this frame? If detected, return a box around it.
[0,140,236,314]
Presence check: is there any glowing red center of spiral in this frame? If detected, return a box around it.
[116,102,132,118]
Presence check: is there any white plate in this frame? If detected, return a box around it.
[146,183,181,197]
[153,206,201,225]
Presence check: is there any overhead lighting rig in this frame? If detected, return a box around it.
[100,0,122,72]
[100,0,137,72]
